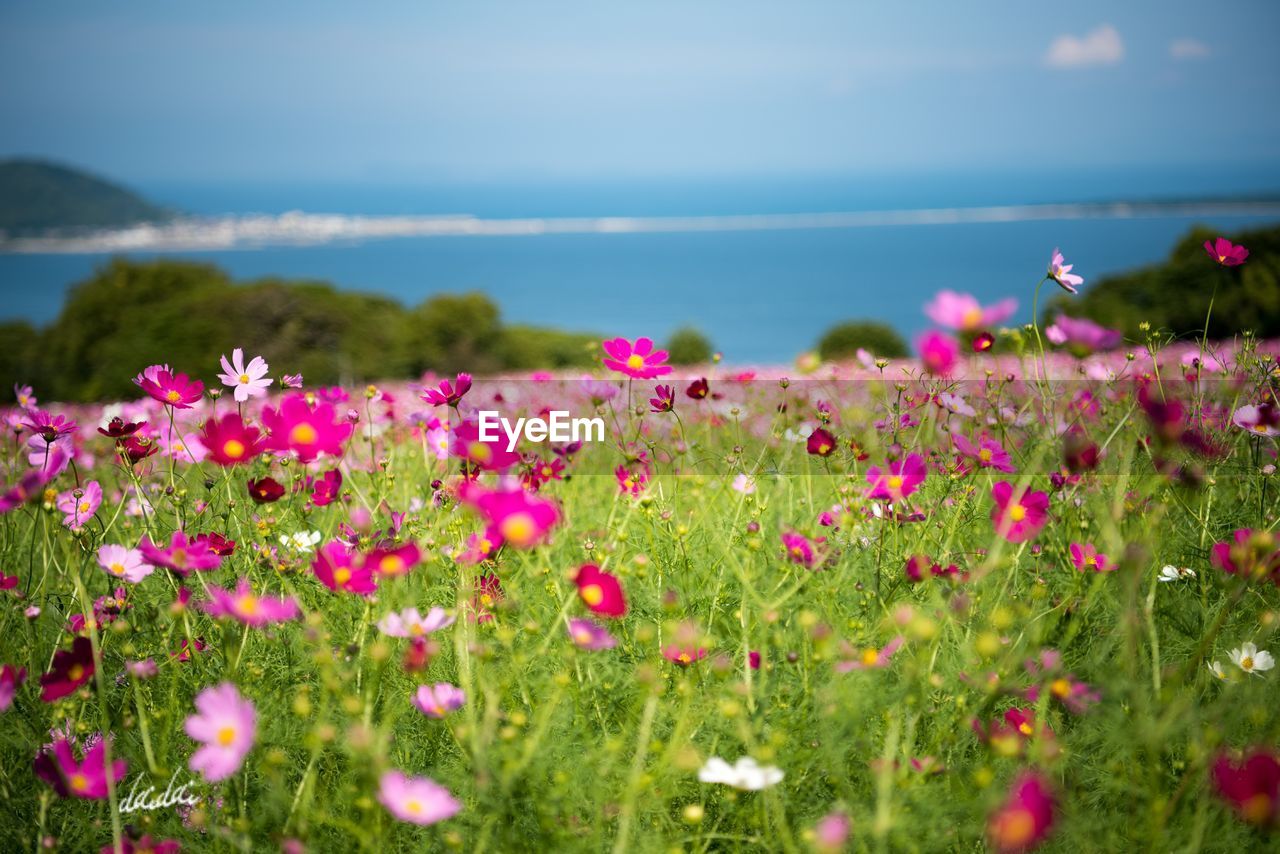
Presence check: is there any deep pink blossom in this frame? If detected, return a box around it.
[139,531,223,578]
[202,578,300,626]
[925,290,1017,332]
[261,393,353,462]
[990,481,1049,543]
[866,453,927,501]
[602,337,673,379]
[135,367,204,408]
[1204,237,1249,267]
[34,735,126,799]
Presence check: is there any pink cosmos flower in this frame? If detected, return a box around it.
[312,540,377,596]
[420,373,472,407]
[21,409,78,444]
[377,770,461,826]
[33,735,126,799]
[283,373,304,388]
[1044,315,1121,352]
[1210,528,1280,586]
[1069,542,1115,573]
[139,531,223,578]
[412,682,466,718]
[451,418,523,472]
[461,483,559,550]
[813,811,852,853]
[1212,748,1279,826]
[365,542,421,578]
[616,464,649,496]
[96,544,152,584]
[953,433,1015,473]
[201,413,263,466]
[1204,237,1249,267]
[14,383,36,411]
[990,481,1050,543]
[916,330,959,376]
[100,835,181,854]
[866,453,927,502]
[649,384,676,413]
[602,337,673,379]
[925,290,1018,332]
[1232,404,1280,437]
[1,663,27,711]
[378,607,455,637]
[988,772,1056,852]
[1047,248,1083,294]
[836,636,905,672]
[56,481,101,530]
[185,682,256,782]
[0,447,69,514]
[567,618,617,650]
[261,393,353,462]
[135,366,204,408]
[202,578,300,626]
[217,348,272,402]
[662,644,708,666]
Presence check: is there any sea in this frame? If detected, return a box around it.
[3,164,1280,364]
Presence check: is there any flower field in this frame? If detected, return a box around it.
[2,245,1280,853]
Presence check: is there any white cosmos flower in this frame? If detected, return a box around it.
[1207,661,1227,680]
[1158,565,1196,582]
[279,530,322,553]
[1228,642,1275,677]
[217,348,273,403]
[698,756,784,791]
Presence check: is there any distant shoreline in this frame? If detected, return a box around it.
[6,198,1280,255]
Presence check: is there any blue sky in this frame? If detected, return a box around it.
[2,0,1279,185]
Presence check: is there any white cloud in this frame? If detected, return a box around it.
[1044,24,1124,69]
[1169,38,1210,60]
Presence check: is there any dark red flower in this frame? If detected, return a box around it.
[807,428,836,457]
[40,637,95,702]
[247,477,285,504]
[97,417,144,440]
[685,378,710,400]
[1212,747,1280,826]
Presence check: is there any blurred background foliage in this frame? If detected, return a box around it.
[0,259,606,401]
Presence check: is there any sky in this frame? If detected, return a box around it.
[1,1,1279,186]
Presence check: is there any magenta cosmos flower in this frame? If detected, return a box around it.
[925,290,1018,332]
[412,682,466,718]
[866,453,928,502]
[135,366,204,408]
[781,531,821,568]
[953,433,1015,473]
[185,682,256,782]
[574,564,627,618]
[990,481,1050,543]
[807,427,836,457]
[916,330,959,376]
[40,637,95,702]
[567,618,617,650]
[202,578,300,626]
[378,770,461,826]
[261,393,353,462]
[139,531,223,578]
[0,664,26,711]
[1212,747,1279,826]
[34,735,126,799]
[602,336,673,379]
[1210,528,1280,586]
[96,544,152,584]
[1069,542,1115,573]
[1047,248,1083,294]
[56,481,101,530]
[988,771,1056,852]
[461,483,559,550]
[420,373,472,407]
[201,413,264,466]
[1204,237,1249,267]
[835,636,905,672]
[216,348,272,402]
[21,409,78,444]
[312,540,378,596]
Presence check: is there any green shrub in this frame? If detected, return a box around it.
[665,326,714,364]
[816,320,908,360]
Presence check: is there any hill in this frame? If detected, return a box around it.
[0,159,171,235]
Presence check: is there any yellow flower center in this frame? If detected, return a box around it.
[380,555,406,575]
[239,373,250,383]
[468,441,493,463]
[1218,255,1227,263]
[581,584,604,606]
[223,439,246,459]
[1008,504,1027,522]
[962,306,983,329]
[997,808,1036,846]
[978,449,992,462]
[1018,722,1033,736]
[333,567,352,585]
[1242,656,1254,670]
[217,725,236,746]
[499,513,536,546]
[1243,793,1272,824]
[109,562,125,575]
[165,390,181,403]
[574,628,593,644]
[677,652,691,663]
[887,475,903,490]
[289,423,318,445]
[1050,677,1071,698]
[68,664,85,682]
[406,798,422,814]
[626,354,645,370]
[1085,554,1097,566]
[70,772,89,792]
[861,648,879,666]
[236,595,259,615]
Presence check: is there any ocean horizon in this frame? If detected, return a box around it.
[4,166,1280,364]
